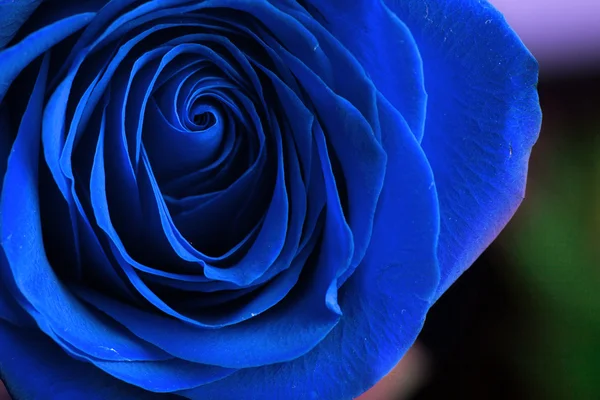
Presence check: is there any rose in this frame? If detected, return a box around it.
[0,0,540,399]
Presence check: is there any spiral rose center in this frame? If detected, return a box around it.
[191,110,216,130]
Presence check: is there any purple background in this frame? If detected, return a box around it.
[491,0,600,73]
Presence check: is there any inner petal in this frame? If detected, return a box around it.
[190,108,217,130]
[144,97,226,182]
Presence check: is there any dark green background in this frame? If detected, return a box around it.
[413,71,599,400]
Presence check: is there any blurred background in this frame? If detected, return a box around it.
[1,0,598,399]
[362,0,600,398]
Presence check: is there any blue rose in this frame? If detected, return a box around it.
[0,1,541,399]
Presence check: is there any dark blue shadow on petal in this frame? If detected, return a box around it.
[0,251,34,328]
[0,12,94,103]
[0,321,178,400]
[0,0,42,49]
[292,0,426,140]
[178,92,440,400]
[1,53,170,364]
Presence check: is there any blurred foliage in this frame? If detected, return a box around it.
[413,76,599,400]
[504,117,600,399]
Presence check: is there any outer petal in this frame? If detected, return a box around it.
[297,0,427,140]
[0,12,94,103]
[0,0,42,49]
[385,0,541,298]
[179,95,439,400]
[0,273,32,327]
[1,54,169,363]
[0,111,24,326]
[0,321,176,400]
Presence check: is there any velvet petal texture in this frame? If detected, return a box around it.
[385,0,541,299]
[0,0,42,49]
[0,0,539,399]
[0,321,177,400]
[303,0,542,299]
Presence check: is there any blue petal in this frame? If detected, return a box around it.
[0,321,176,400]
[90,357,234,393]
[0,252,33,327]
[1,53,169,363]
[53,326,236,393]
[0,0,42,49]
[295,0,426,140]
[0,12,94,102]
[77,275,340,368]
[385,0,542,299]
[179,93,439,400]
[144,95,227,183]
[277,46,386,285]
[88,119,298,327]
[0,107,10,195]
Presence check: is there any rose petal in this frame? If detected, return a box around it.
[1,54,169,363]
[385,0,542,299]
[293,0,426,141]
[0,321,175,400]
[178,92,439,400]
